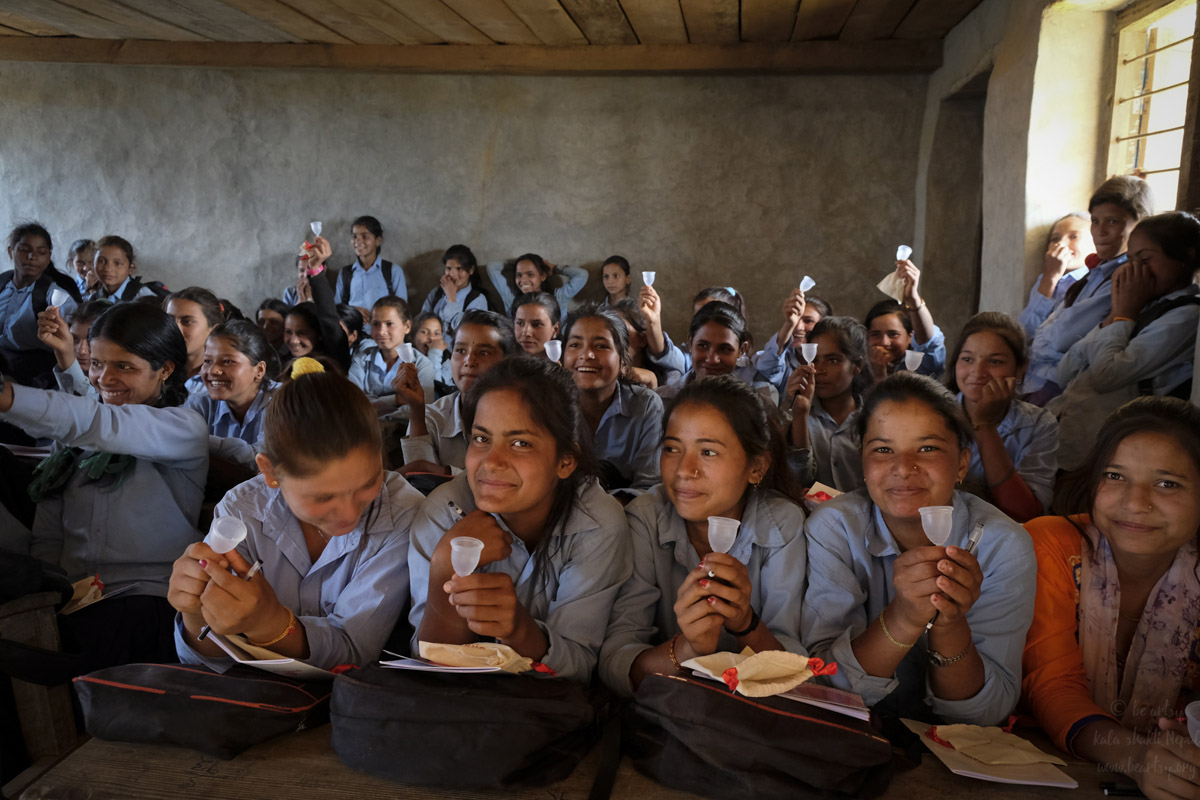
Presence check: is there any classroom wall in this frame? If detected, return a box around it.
[0,63,928,347]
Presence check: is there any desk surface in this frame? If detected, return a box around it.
[20,726,1119,800]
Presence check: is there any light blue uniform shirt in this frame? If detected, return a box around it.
[53,361,95,397]
[805,396,864,493]
[348,345,435,412]
[1026,255,1127,395]
[591,382,663,495]
[598,485,808,697]
[1017,265,1088,338]
[1,385,208,598]
[802,489,1035,725]
[338,255,407,306]
[658,367,780,406]
[753,335,800,400]
[175,472,424,672]
[487,262,588,315]
[420,286,489,340]
[0,278,78,369]
[185,382,278,469]
[961,394,1058,511]
[408,474,631,683]
[86,276,157,303]
[641,331,686,388]
[400,392,467,473]
[184,374,205,397]
[899,324,947,378]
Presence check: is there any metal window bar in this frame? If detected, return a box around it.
[1118,78,1190,104]
[1115,125,1186,142]
[1137,167,1181,176]
[1122,34,1194,64]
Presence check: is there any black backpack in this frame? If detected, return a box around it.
[0,267,82,314]
[338,261,398,304]
[1131,293,1200,398]
[119,276,170,301]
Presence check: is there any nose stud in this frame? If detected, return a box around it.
[692,469,699,478]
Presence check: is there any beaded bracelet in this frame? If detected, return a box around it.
[249,609,297,648]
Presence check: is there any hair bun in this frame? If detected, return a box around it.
[291,357,325,379]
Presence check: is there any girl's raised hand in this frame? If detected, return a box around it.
[897,259,922,305]
[782,289,805,329]
[638,285,661,324]
[673,564,726,657]
[36,307,73,362]
[308,235,332,267]
[391,363,425,409]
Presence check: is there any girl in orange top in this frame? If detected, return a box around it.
[1022,396,1200,799]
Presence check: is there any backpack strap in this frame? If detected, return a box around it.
[119,277,143,302]
[381,260,394,295]
[338,266,352,304]
[0,271,13,293]
[1131,295,1200,396]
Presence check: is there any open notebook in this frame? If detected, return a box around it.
[209,632,333,680]
[901,718,1078,788]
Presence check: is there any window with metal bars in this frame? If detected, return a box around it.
[1109,0,1196,207]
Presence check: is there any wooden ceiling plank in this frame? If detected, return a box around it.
[839,0,918,41]
[214,0,354,43]
[503,0,588,46]
[0,10,68,36]
[556,0,637,43]
[114,0,296,42]
[0,36,942,71]
[375,0,492,44]
[52,0,209,40]
[276,0,399,43]
[438,0,541,44]
[680,0,738,42]
[791,0,857,39]
[327,0,440,44]
[892,0,980,39]
[0,0,141,39]
[0,25,32,36]
[619,0,687,43]
[742,0,800,42]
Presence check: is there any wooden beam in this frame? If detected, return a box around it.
[438,0,541,44]
[557,0,637,44]
[114,0,296,42]
[375,0,492,44]
[839,0,918,41]
[892,0,980,40]
[215,0,355,43]
[275,0,400,44]
[326,0,440,44]
[619,0,687,43]
[742,0,801,42]
[53,0,209,40]
[1177,0,1200,210]
[680,0,739,42]
[792,0,857,40]
[0,24,31,37]
[503,0,589,45]
[0,11,66,36]
[0,35,942,72]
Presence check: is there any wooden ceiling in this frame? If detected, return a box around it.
[0,0,983,73]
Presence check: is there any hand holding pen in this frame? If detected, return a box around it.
[196,550,266,642]
[924,522,986,632]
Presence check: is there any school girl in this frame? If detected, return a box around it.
[1051,211,1200,471]
[609,298,680,390]
[397,309,516,475]
[256,298,290,355]
[785,316,873,492]
[512,291,561,358]
[1025,176,1155,402]
[487,253,587,315]
[348,296,435,415]
[756,291,832,399]
[1017,212,1096,337]
[408,357,631,682]
[283,235,351,374]
[420,244,491,339]
[628,287,690,387]
[0,302,208,670]
[164,286,224,396]
[802,373,1035,725]
[598,375,808,696]
[600,255,632,307]
[946,312,1057,521]
[337,303,367,356]
[170,358,424,670]
[66,238,96,295]
[561,304,663,496]
[334,215,407,310]
[411,311,449,385]
[657,302,779,405]
[865,259,946,381]
[185,320,281,469]
[85,236,160,302]
[35,300,110,398]
[1,223,81,387]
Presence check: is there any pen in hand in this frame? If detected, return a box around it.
[197,559,264,642]
[924,522,985,634]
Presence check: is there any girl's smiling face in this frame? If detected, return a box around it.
[514,259,544,294]
[370,306,410,352]
[94,245,133,295]
[690,321,741,379]
[201,335,266,409]
[955,330,1021,403]
[514,304,557,355]
[258,445,384,538]
[88,337,174,406]
[284,313,316,357]
[351,225,382,264]
[563,317,621,394]
[444,258,472,291]
[661,401,766,524]
[868,313,910,362]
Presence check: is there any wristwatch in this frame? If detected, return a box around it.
[928,643,971,668]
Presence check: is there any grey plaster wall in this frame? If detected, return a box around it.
[0,62,927,346]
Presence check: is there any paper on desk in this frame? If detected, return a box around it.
[59,576,140,615]
[877,271,905,301]
[379,656,501,674]
[932,723,1067,766]
[902,719,1077,788]
[685,648,835,697]
[210,632,333,680]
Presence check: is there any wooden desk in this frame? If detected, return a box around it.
[20,726,1116,800]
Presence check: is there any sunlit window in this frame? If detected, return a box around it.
[1109,0,1196,208]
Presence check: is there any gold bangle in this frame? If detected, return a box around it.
[1112,316,1134,323]
[667,634,683,672]
[248,610,297,648]
[878,609,914,649]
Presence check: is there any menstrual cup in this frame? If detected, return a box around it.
[641,271,656,287]
[896,245,913,261]
[919,506,954,547]
[544,339,562,361]
[205,517,248,555]
[904,350,924,371]
[398,343,415,363]
[800,343,818,364]
[707,516,741,554]
[48,287,71,308]
[799,275,816,293]
[310,221,323,237]
[1186,701,1200,746]
[450,537,484,577]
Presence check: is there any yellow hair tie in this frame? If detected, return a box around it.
[290,357,325,379]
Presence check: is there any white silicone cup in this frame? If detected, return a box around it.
[205,517,248,555]
[310,221,323,237]
[544,340,562,361]
[641,271,656,287]
[48,288,71,308]
[398,343,415,363]
[904,350,924,371]
[799,275,816,293]
[707,516,741,554]
[450,537,484,577]
[919,506,954,547]
[800,343,818,364]
[896,245,912,261]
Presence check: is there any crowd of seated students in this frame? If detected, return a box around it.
[2,173,1200,796]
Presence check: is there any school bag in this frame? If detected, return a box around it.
[330,664,615,789]
[1130,294,1200,398]
[0,266,83,314]
[337,261,398,304]
[73,663,332,759]
[625,673,895,800]
[118,276,170,301]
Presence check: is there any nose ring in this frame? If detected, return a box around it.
[692,469,699,479]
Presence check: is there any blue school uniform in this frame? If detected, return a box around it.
[408,474,631,683]
[658,367,780,406]
[1,385,208,598]
[898,325,947,378]
[798,397,864,493]
[399,392,467,473]
[802,489,1035,725]
[598,485,808,697]
[1017,265,1088,338]
[0,279,78,385]
[337,255,407,306]
[184,374,205,397]
[86,276,158,303]
[419,286,489,340]
[591,382,663,495]
[348,345,435,413]
[184,382,278,469]
[175,472,424,672]
[53,361,95,397]
[487,262,588,315]
[754,335,801,401]
[961,394,1058,512]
